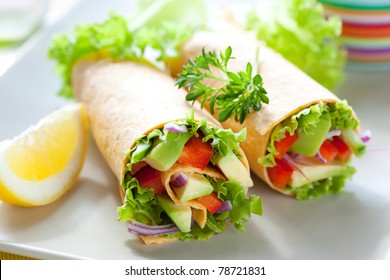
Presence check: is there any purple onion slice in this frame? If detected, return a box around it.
[132,221,176,230]
[128,221,180,236]
[216,201,232,213]
[282,154,308,179]
[315,151,327,164]
[360,130,371,143]
[170,172,188,188]
[164,123,188,133]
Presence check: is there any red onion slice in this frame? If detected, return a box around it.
[282,154,308,179]
[170,172,188,188]
[360,130,371,143]
[164,123,188,133]
[132,221,176,230]
[216,201,232,213]
[288,153,310,166]
[128,222,180,236]
[315,151,327,164]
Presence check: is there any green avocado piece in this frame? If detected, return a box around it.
[290,117,331,156]
[144,131,190,171]
[131,142,152,164]
[289,164,354,188]
[215,151,253,189]
[157,194,192,233]
[173,173,213,202]
[341,128,366,157]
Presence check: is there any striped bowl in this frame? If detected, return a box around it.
[320,0,390,71]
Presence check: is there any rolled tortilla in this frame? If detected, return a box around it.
[72,59,255,243]
[172,29,361,196]
[72,59,212,181]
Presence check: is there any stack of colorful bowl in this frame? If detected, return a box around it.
[320,0,390,71]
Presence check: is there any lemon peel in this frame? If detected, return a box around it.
[0,103,88,207]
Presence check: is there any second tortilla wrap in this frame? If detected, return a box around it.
[172,28,363,198]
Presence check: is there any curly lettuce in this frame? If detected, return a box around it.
[246,0,346,90]
[285,168,355,200]
[118,176,164,225]
[48,0,206,98]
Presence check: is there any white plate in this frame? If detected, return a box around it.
[1,0,390,260]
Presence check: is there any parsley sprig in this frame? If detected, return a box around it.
[176,46,269,124]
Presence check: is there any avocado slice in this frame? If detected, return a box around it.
[341,128,366,157]
[290,117,331,156]
[215,151,253,188]
[157,194,192,233]
[144,131,190,171]
[289,163,354,188]
[173,173,213,202]
[131,142,152,164]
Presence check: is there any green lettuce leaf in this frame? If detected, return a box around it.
[329,100,359,130]
[246,0,346,90]
[213,180,263,232]
[48,0,206,98]
[285,166,356,200]
[135,0,207,30]
[118,175,165,225]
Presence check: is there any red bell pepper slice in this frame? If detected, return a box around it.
[177,135,213,170]
[130,161,148,175]
[274,132,298,159]
[318,140,338,164]
[197,192,223,215]
[134,165,166,194]
[331,136,352,162]
[267,158,294,190]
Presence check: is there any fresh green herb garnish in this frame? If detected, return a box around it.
[176,46,269,124]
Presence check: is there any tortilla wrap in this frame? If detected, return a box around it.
[71,59,250,243]
[172,29,350,195]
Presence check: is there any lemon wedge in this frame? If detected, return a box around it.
[0,103,88,207]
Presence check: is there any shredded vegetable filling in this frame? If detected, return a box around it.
[118,112,262,240]
[260,101,366,200]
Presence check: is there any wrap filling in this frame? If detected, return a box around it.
[118,111,262,240]
[260,100,366,200]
